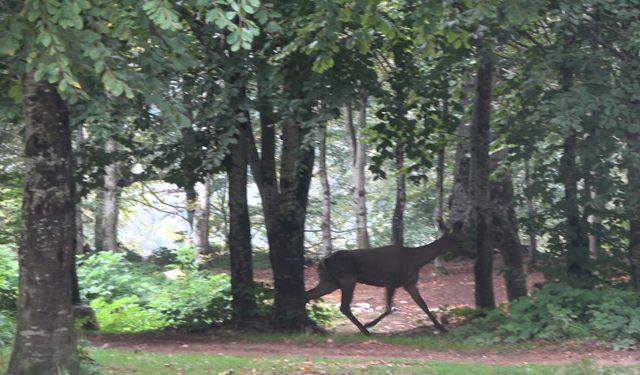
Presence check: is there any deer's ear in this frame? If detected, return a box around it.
[437,219,448,233]
[452,221,463,234]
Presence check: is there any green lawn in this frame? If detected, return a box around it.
[88,349,635,375]
[0,345,637,374]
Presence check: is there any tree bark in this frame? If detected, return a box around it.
[391,144,405,246]
[247,60,316,330]
[490,170,528,301]
[102,138,119,252]
[346,93,370,249]
[227,92,257,322]
[8,74,78,374]
[433,143,448,274]
[318,121,333,256]
[626,130,640,292]
[93,192,104,251]
[559,50,591,287]
[524,158,538,265]
[470,55,496,309]
[185,183,197,230]
[74,125,85,255]
[192,178,211,257]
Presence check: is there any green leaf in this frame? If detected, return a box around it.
[8,84,23,104]
[38,31,52,47]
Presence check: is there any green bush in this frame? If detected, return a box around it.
[0,244,18,312]
[90,296,166,333]
[456,283,640,349]
[77,252,160,302]
[149,271,232,331]
[0,311,15,348]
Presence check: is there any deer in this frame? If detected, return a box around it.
[305,220,472,335]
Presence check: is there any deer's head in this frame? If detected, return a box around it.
[437,220,476,259]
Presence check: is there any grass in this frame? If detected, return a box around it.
[211,331,525,353]
[89,349,637,374]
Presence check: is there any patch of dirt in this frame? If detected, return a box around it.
[86,259,640,365]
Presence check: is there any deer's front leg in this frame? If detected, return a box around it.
[404,283,447,333]
[364,286,395,329]
[339,282,370,335]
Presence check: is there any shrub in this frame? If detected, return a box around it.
[149,272,232,331]
[77,252,159,302]
[0,311,15,348]
[456,283,640,349]
[0,244,18,312]
[90,296,166,333]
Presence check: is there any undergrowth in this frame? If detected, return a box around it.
[455,282,640,350]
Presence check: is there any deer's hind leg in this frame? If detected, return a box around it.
[364,286,395,329]
[305,277,339,301]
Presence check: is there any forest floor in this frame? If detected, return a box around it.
[87,259,640,366]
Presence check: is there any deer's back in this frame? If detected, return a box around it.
[324,247,418,288]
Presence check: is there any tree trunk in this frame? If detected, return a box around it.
[449,125,472,227]
[561,133,590,286]
[227,95,257,323]
[185,183,197,230]
[490,171,528,301]
[8,74,78,374]
[74,125,85,255]
[247,61,316,330]
[524,158,538,265]
[559,53,591,287]
[626,130,640,292]
[93,192,104,251]
[192,178,211,257]
[391,144,405,246]
[318,121,333,257]
[470,55,496,309]
[588,187,602,258]
[346,94,370,249]
[102,138,119,252]
[433,143,448,274]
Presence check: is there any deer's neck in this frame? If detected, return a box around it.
[411,239,448,266]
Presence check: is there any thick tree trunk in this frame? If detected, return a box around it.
[449,125,472,227]
[102,138,119,252]
[8,74,78,374]
[247,61,316,330]
[346,94,370,249]
[391,144,405,246]
[490,171,528,301]
[192,178,211,257]
[433,144,448,274]
[524,159,538,265]
[227,98,257,322]
[470,56,496,309]
[318,121,333,256]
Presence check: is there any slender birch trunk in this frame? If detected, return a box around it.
[345,92,370,249]
[318,121,333,256]
[102,138,119,252]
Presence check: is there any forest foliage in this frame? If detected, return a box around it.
[2,0,640,370]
